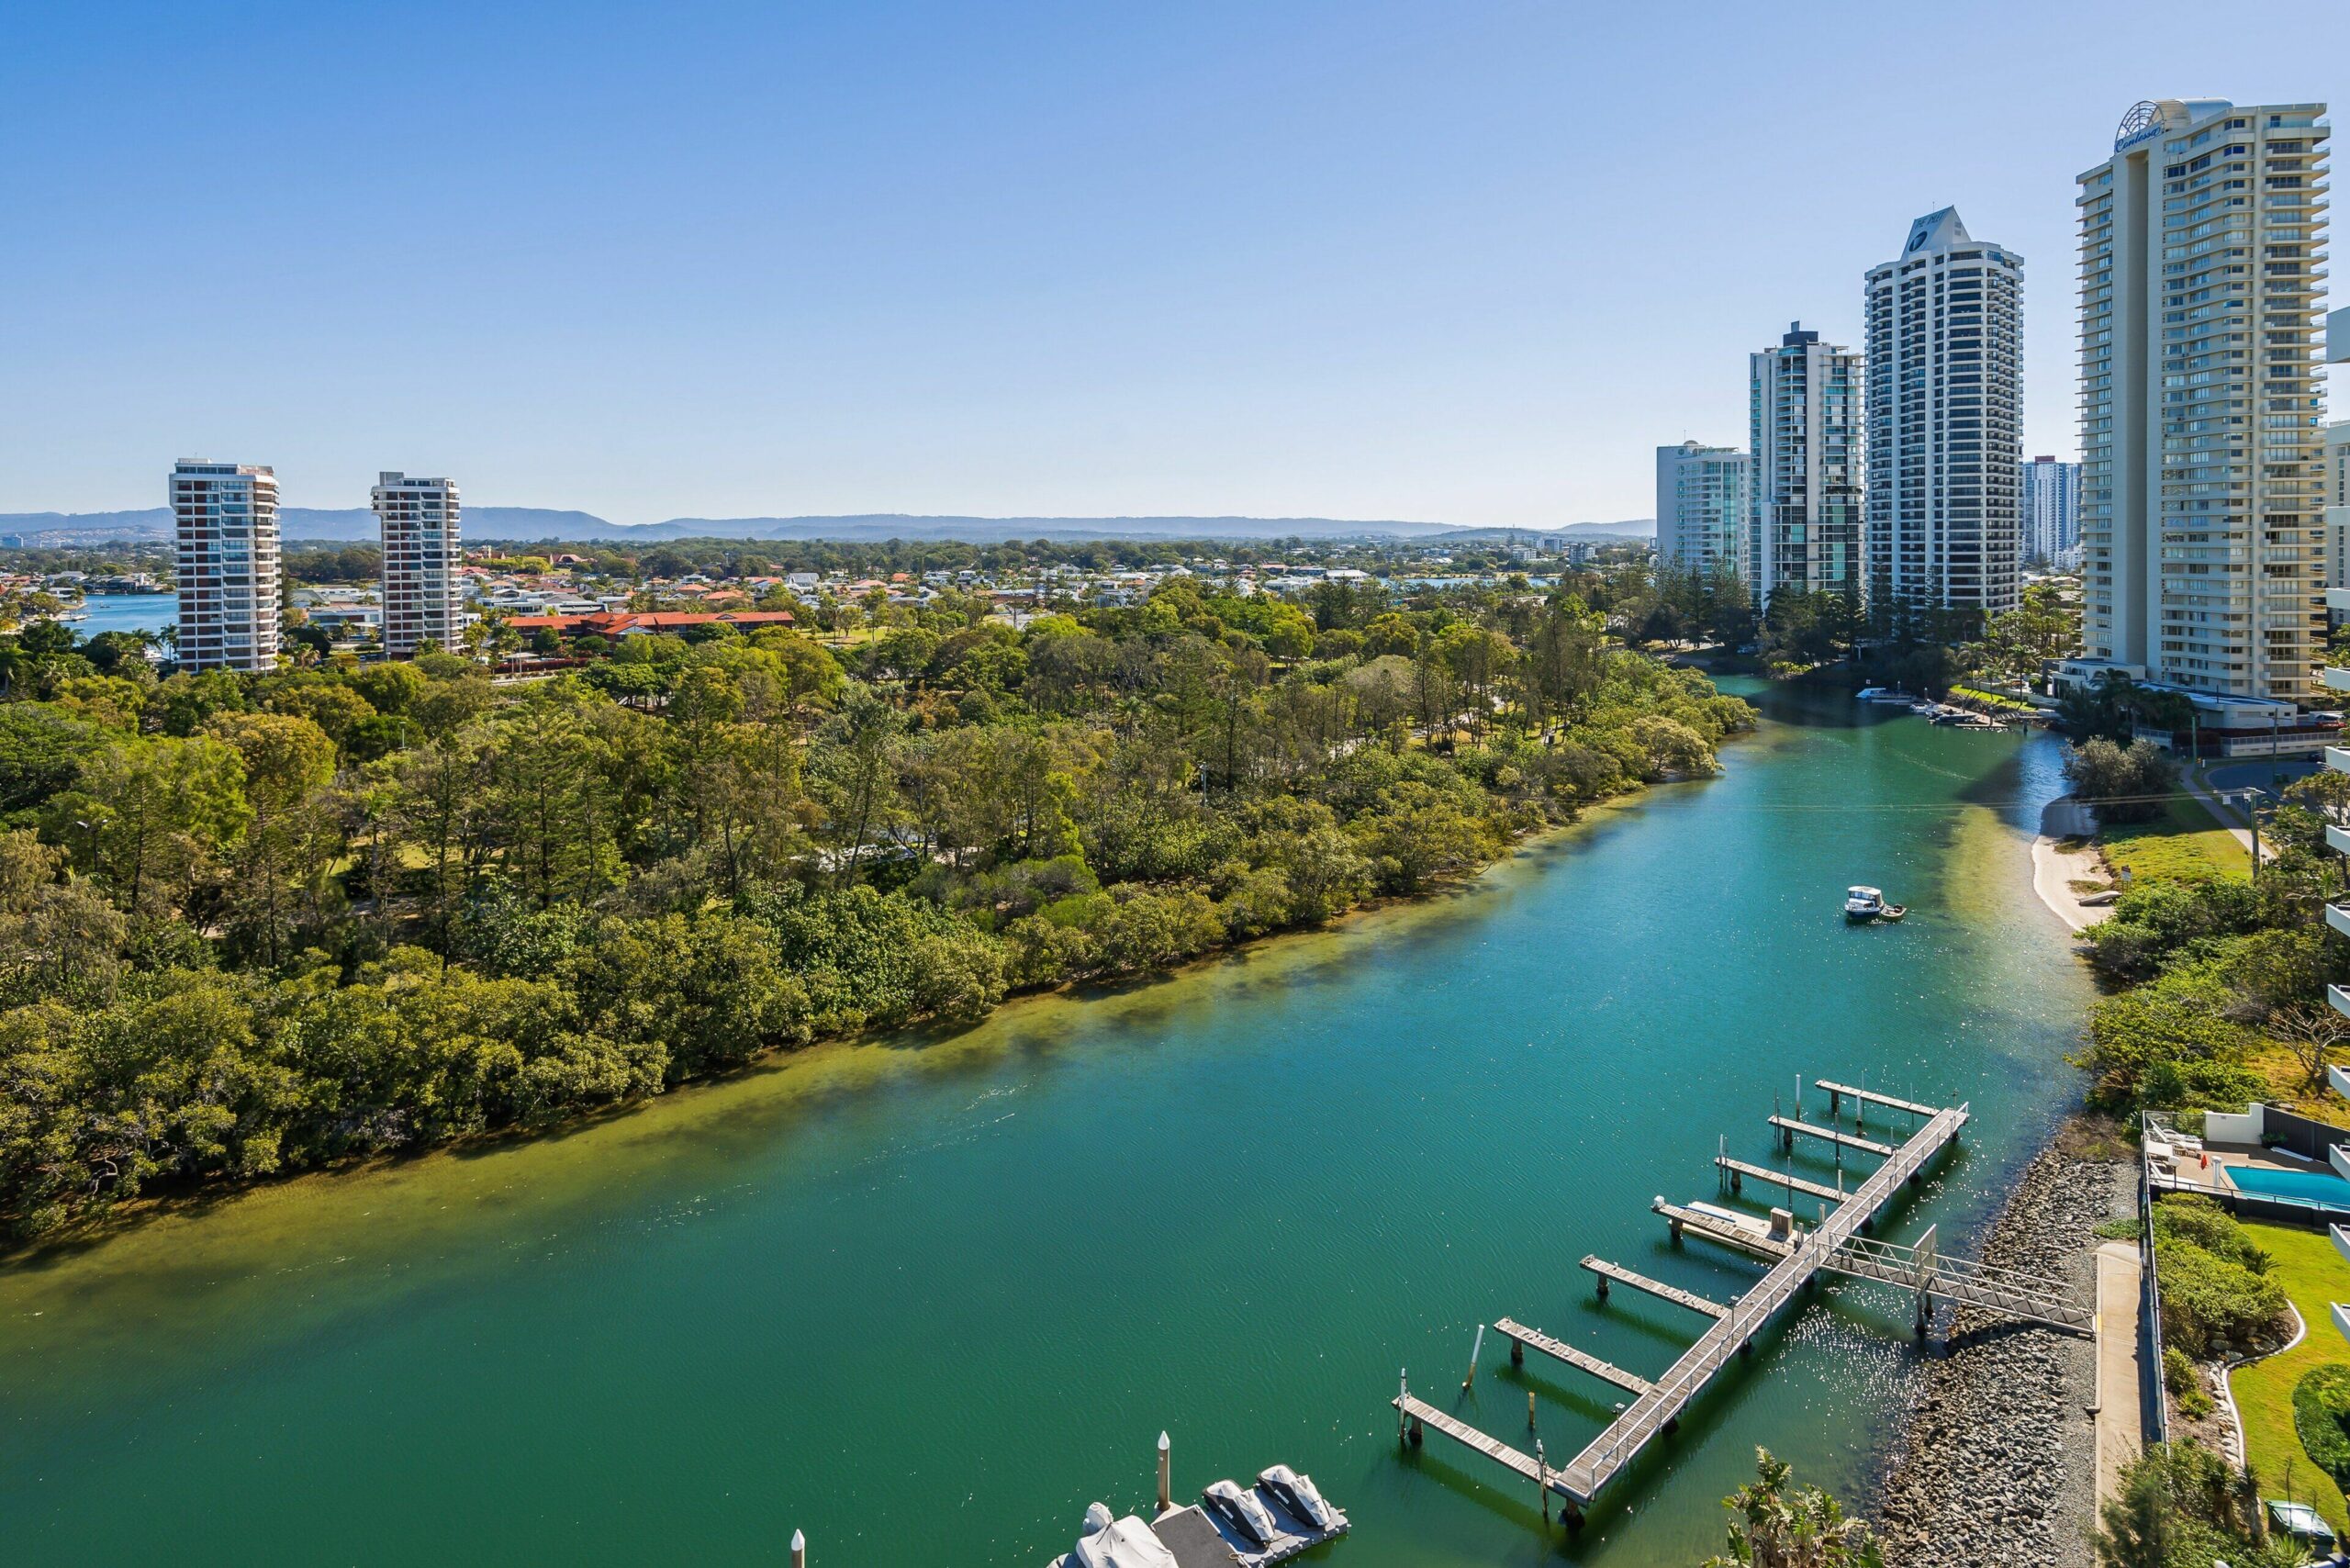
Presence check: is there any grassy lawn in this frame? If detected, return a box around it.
[1947,683,2036,712]
[2099,790,2252,886]
[2245,1046,2350,1130]
[2230,1221,2350,1532]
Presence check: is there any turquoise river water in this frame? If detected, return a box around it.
[0,679,2094,1565]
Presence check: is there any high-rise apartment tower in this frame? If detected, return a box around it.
[171,459,281,672]
[2020,456,2082,569]
[1748,323,1863,609]
[1863,207,2023,619]
[1653,441,1751,580]
[2070,98,2331,700]
[372,472,464,657]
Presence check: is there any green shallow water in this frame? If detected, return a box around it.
[0,680,2094,1565]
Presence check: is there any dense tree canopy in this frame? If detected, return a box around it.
[0,576,1750,1240]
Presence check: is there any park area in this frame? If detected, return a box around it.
[2098,788,2252,887]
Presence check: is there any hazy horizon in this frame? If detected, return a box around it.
[3,1,2340,524]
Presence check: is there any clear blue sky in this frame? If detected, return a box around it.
[2,1,2341,526]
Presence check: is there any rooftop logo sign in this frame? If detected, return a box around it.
[2114,100,2167,151]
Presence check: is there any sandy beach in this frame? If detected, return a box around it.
[2032,796,2109,933]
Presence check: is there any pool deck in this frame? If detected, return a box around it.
[2203,1144,2332,1181]
[2148,1141,2350,1213]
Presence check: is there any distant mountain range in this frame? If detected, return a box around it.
[0,508,1653,547]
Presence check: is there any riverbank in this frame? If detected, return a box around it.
[1874,1124,2133,1566]
[2031,797,2109,933]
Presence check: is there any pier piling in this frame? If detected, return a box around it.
[1157,1430,1170,1516]
[790,1529,806,1568]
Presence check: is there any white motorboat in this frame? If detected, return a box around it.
[1258,1465,1338,1531]
[1203,1480,1279,1548]
[1844,886,1908,923]
[1909,700,1942,715]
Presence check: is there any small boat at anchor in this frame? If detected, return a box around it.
[1844,886,1908,923]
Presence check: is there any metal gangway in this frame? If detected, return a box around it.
[1662,1201,2092,1335]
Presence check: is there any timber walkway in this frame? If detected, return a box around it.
[1390,1081,2094,1528]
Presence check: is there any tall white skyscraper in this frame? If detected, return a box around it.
[372,472,464,657]
[2020,455,2082,569]
[171,460,281,672]
[1748,323,1863,609]
[1653,441,1751,580]
[2069,98,2331,702]
[1863,207,2023,618]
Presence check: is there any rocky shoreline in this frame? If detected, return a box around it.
[1874,1129,2132,1567]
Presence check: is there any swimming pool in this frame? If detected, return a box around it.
[2221,1162,2350,1208]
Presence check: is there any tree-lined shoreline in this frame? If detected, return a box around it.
[0,570,1751,1247]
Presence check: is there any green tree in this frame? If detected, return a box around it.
[1348,778,1495,894]
[1703,1448,1885,1568]
[52,733,250,914]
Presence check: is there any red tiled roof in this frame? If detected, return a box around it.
[502,609,796,635]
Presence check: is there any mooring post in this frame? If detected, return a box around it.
[1157,1430,1171,1516]
[1510,1331,1524,1368]
[1397,1369,1408,1442]
[1595,1271,1610,1302]
[1462,1323,1484,1391]
[1537,1437,1550,1523]
[1528,1389,1538,1429]
[790,1529,806,1568]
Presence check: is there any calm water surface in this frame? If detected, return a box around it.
[0,680,2093,1565]
[57,593,175,641]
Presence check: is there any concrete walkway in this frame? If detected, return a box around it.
[2093,1240,2146,1508]
[2032,797,2109,933]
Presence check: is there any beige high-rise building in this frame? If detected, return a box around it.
[171,459,281,672]
[1864,207,2024,619]
[372,472,464,656]
[1748,323,1863,610]
[2065,98,2331,702]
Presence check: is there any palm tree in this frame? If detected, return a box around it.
[1705,1449,1886,1567]
[2131,689,2199,764]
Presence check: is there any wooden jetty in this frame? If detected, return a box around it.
[1765,1115,1893,1159]
[1493,1317,1652,1396]
[1578,1256,1729,1318]
[1814,1080,1937,1121]
[1396,1089,1975,1523]
[1715,1156,1845,1206]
